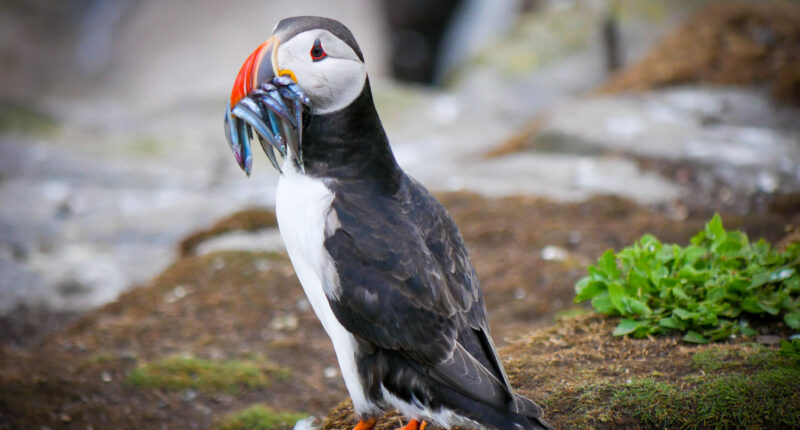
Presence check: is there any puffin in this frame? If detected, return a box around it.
[223,16,553,430]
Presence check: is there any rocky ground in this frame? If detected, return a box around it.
[1,1,800,429]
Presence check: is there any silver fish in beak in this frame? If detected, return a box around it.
[225,35,311,175]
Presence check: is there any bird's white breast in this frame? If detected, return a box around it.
[275,162,378,416]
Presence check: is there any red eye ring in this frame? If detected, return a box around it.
[310,39,327,62]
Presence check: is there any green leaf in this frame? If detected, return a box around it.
[672,286,690,302]
[591,294,616,315]
[748,271,771,289]
[785,312,800,330]
[780,339,800,359]
[690,229,707,246]
[706,286,725,303]
[758,301,780,316]
[706,213,725,240]
[574,278,605,302]
[628,270,650,295]
[608,282,626,315]
[650,266,669,289]
[621,296,652,316]
[705,214,725,240]
[598,250,620,279]
[683,331,710,344]
[673,308,695,321]
[713,235,743,255]
[613,319,646,336]
[741,297,763,314]
[682,245,706,265]
[659,316,686,330]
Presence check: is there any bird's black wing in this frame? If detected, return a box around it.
[324,175,532,412]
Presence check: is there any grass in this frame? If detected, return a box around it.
[613,367,800,429]
[215,405,307,430]
[547,346,800,429]
[127,355,290,393]
[690,344,794,371]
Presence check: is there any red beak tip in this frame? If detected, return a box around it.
[230,40,269,108]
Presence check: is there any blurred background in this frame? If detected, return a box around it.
[0,0,799,428]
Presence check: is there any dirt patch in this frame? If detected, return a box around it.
[599,1,800,105]
[1,193,797,429]
[0,304,77,349]
[0,250,344,430]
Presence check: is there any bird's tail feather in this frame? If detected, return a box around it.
[512,394,553,430]
[524,415,554,430]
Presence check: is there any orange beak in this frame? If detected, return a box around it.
[230,36,277,109]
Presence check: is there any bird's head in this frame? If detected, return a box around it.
[231,16,367,115]
[224,16,368,175]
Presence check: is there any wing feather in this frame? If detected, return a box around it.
[324,176,516,404]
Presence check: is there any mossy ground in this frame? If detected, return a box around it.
[537,327,800,429]
[324,315,800,430]
[215,405,307,430]
[0,193,796,430]
[611,367,800,429]
[127,356,289,393]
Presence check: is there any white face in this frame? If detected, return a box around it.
[276,29,367,115]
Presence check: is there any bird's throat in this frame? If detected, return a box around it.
[299,79,401,189]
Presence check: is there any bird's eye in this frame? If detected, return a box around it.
[310,39,327,62]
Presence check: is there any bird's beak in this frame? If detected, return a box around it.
[225,35,308,175]
[230,36,279,109]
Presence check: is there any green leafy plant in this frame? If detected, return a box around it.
[780,338,800,360]
[575,214,800,343]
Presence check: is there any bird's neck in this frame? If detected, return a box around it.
[300,79,402,192]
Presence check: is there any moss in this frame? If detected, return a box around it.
[692,345,794,372]
[127,355,289,393]
[612,367,800,429]
[543,364,800,429]
[215,405,307,430]
[548,351,800,429]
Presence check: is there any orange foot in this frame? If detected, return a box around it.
[354,418,377,430]
[395,419,428,430]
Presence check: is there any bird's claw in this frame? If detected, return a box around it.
[394,419,426,430]
[353,418,377,430]
[224,75,310,175]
